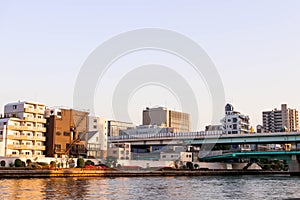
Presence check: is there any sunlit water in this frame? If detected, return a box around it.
[0,176,299,199]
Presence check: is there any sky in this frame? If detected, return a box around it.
[0,0,300,130]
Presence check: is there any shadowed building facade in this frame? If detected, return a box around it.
[45,108,89,158]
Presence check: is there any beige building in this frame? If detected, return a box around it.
[107,143,131,160]
[107,120,134,137]
[87,116,108,159]
[263,104,299,132]
[142,107,190,132]
[0,101,46,157]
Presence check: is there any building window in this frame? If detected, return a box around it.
[96,137,98,142]
[93,125,97,129]
[55,144,61,151]
[64,132,70,136]
[93,119,97,123]
[12,151,17,155]
[13,105,17,109]
[0,130,2,135]
[113,150,117,154]
[233,124,237,130]
[233,118,238,123]
[56,131,61,136]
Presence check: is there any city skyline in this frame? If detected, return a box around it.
[1,1,300,130]
[0,100,298,132]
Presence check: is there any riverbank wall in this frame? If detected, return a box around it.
[0,169,289,178]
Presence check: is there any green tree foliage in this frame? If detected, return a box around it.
[77,158,85,168]
[186,162,194,170]
[85,160,95,166]
[14,159,23,167]
[0,160,5,167]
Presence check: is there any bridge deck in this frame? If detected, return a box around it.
[200,151,300,161]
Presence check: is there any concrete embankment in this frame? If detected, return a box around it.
[0,169,290,178]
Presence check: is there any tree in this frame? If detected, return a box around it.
[194,163,199,169]
[85,160,95,166]
[186,162,194,170]
[77,158,85,168]
[14,159,23,167]
[50,161,56,169]
[0,160,5,167]
[26,159,32,167]
[105,156,117,168]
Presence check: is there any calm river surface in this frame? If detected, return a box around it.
[0,175,299,199]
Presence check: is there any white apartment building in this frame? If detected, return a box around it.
[87,116,108,158]
[0,101,46,157]
[221,104,250,134]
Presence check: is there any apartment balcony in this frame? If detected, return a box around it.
[24,108,45,115]
[7,144,46,151]
[8,125,35,131]
[7,135,32,140]
[24,107,35,113]
[34,136,46,141]
[7,135,46,141]
[35,127,46,132]
[24,117,46,123]
[8,125,46,132]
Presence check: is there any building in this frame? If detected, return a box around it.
[221,103,250,134]
[262,104,299,132]
[87,116,108,159]
[142,107,190,132]
[0,101,47,157]
[205,125,222,131]
[256,125,265,133]
[45,108,89,158]
[107,120,134,137]
[107,143,131,160]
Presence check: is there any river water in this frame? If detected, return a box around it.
[0,175,299,199]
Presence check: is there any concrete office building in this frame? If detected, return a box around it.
[107,143,131,160]
[45,107,89,158]
[221,104,250,134]
[262,104,299,132]
[107,120,134,137]
[0,101,46,157]
[142,107,190,132]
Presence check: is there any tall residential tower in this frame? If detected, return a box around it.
[262,104,299,132]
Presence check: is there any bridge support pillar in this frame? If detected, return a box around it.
[289,155,300,173]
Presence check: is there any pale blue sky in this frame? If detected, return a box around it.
[0,0,299,130]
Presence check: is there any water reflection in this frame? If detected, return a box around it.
[0,176,300,199]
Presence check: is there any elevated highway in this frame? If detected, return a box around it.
[108,131,300,146]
